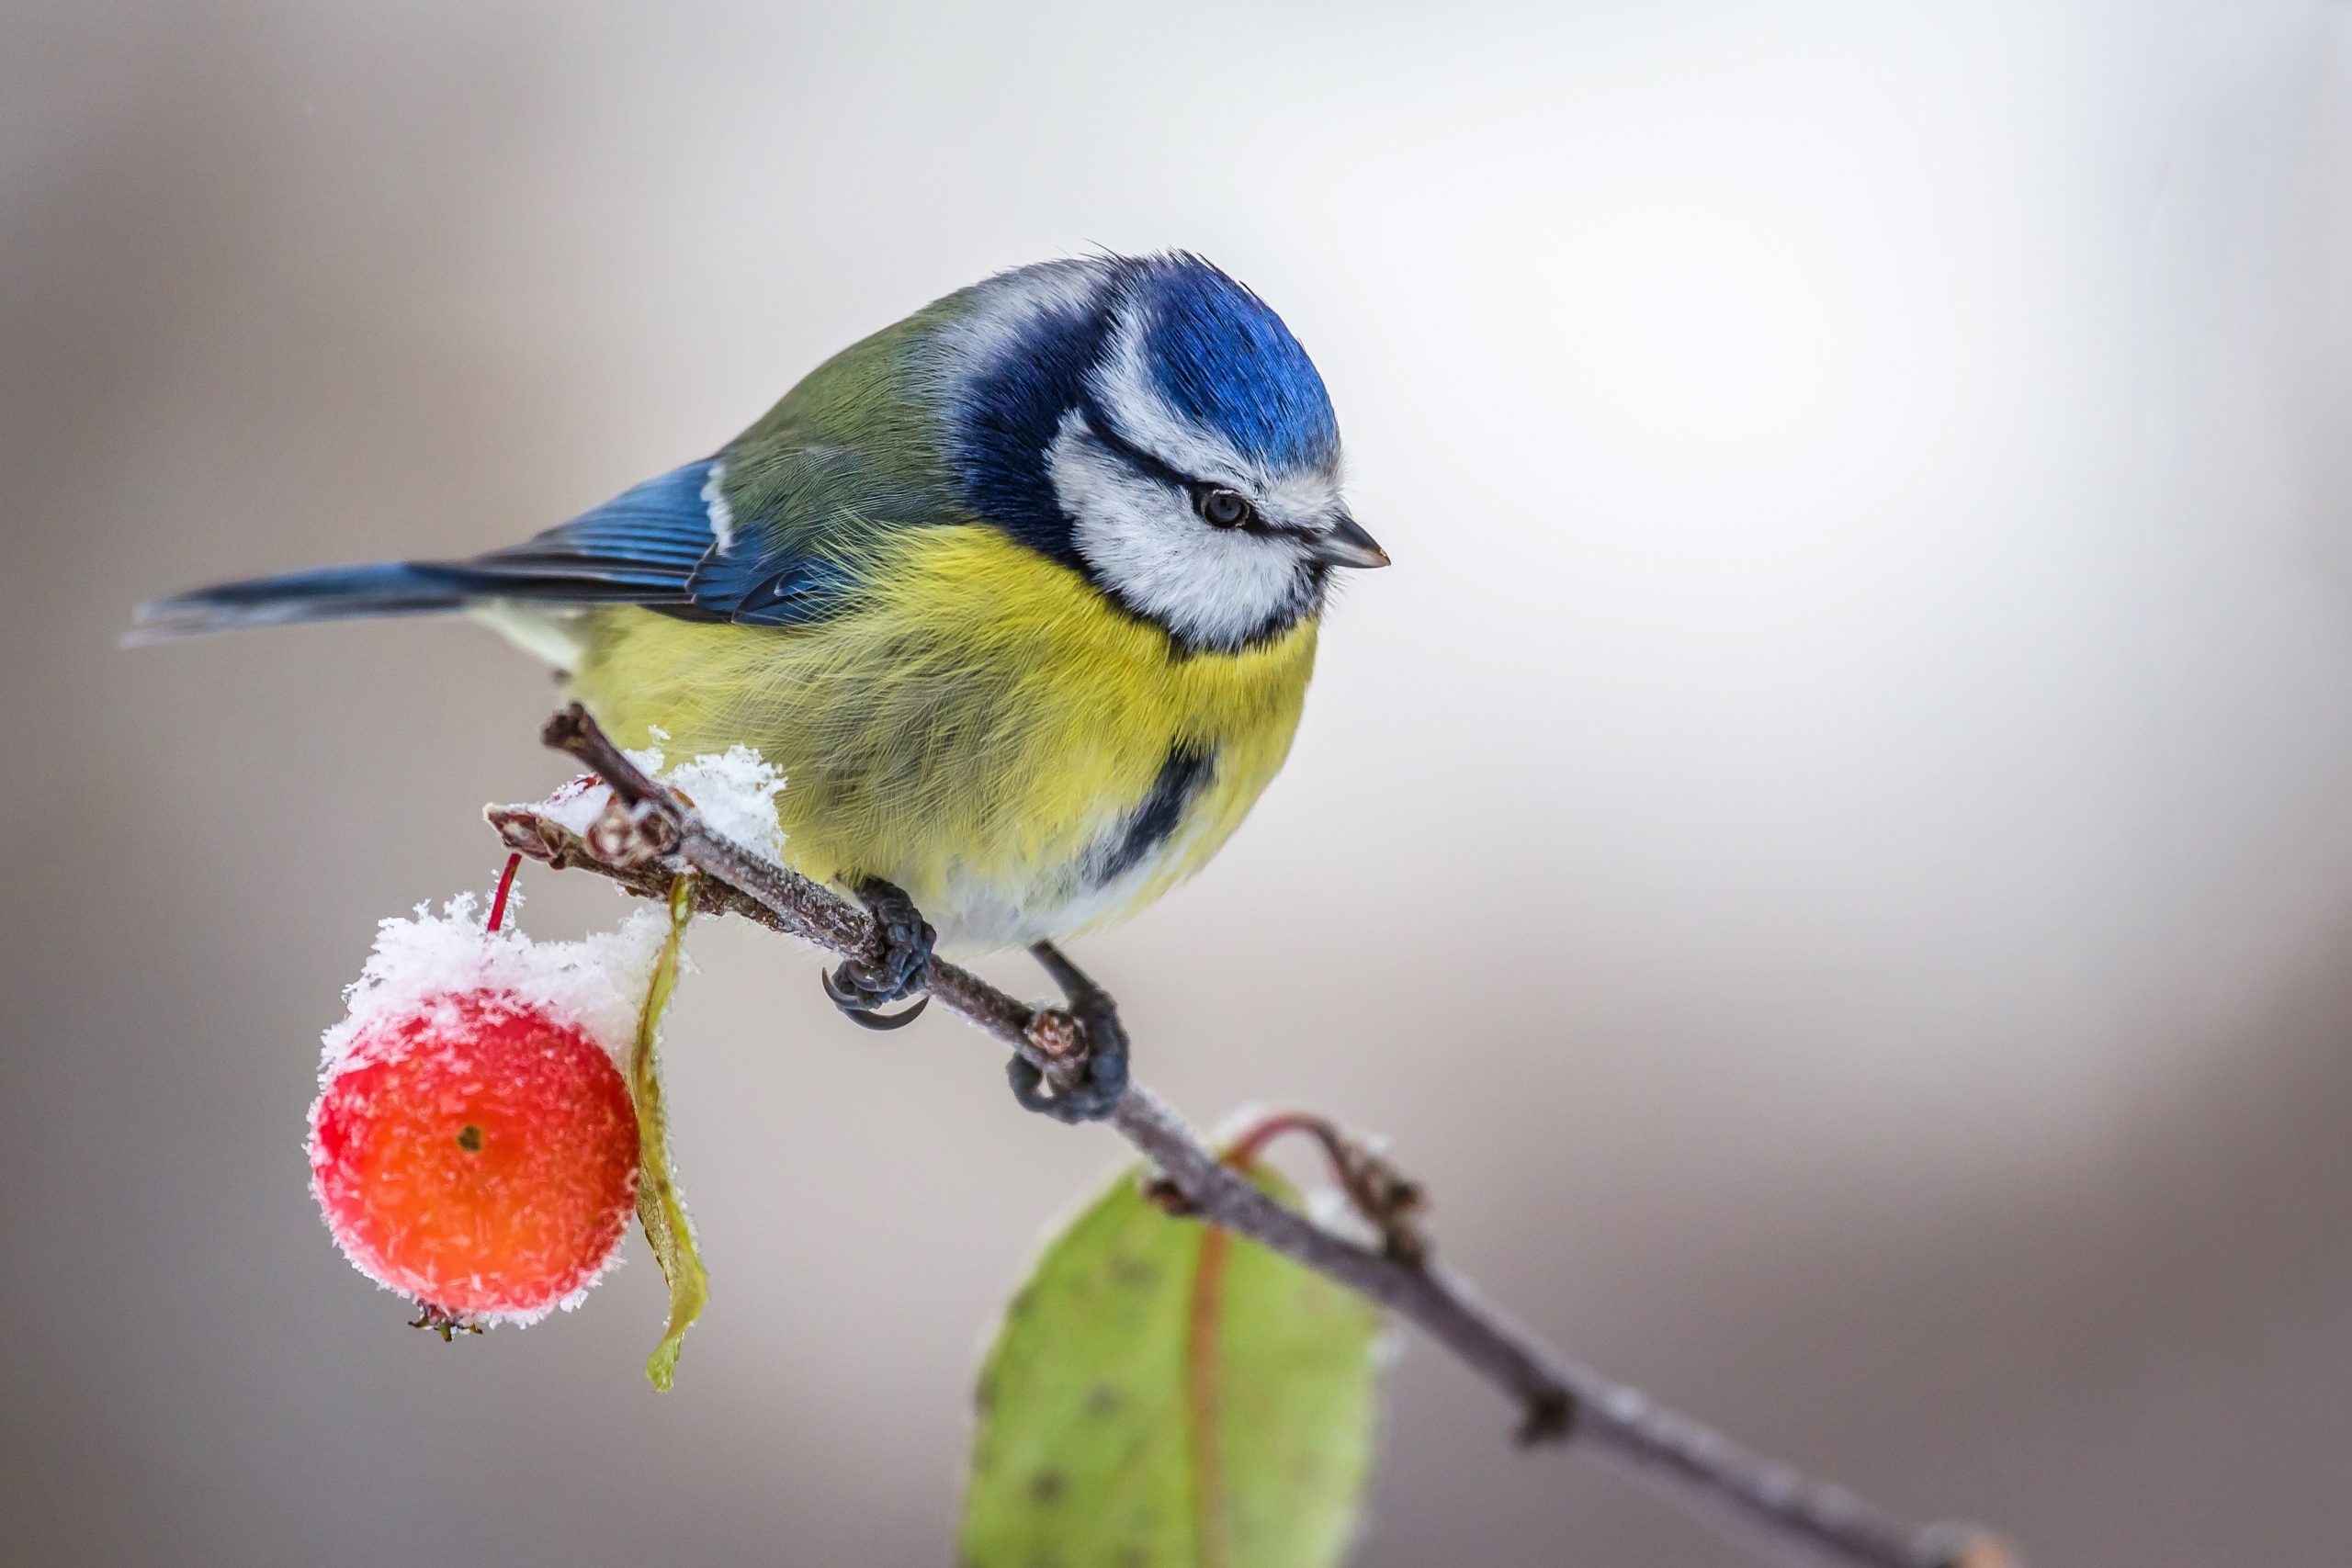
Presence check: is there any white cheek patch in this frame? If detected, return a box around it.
[1047,414,1313,649]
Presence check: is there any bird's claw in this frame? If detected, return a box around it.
[822,877,934,1030]
[821,968,931,1029]
[1007,1033,1128,1122]
[1009,942,1131,1122]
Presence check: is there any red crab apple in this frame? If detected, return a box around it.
[310,989,640,1325]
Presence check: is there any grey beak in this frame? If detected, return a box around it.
[1312,513,1391,569]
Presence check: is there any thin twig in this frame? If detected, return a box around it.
[493,704,2017,1568]
[1158,1108,1429,1267]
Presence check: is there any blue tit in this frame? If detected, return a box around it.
[136,252,1387,1120]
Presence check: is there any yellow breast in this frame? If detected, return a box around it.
[567,525,1317,949]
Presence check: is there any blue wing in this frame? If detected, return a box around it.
[132,458,853,639]
[464,461,725,605]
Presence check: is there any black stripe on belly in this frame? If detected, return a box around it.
[1097,743,1216,882]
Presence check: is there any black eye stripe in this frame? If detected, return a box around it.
[1076,399,1322,541]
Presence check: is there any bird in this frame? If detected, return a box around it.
[135,252,1387,1122]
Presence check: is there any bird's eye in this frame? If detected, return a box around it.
[1195,487,1254,529]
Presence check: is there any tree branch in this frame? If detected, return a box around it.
[492,704,2018,1568]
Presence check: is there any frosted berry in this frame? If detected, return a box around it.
[310,989,639,1325]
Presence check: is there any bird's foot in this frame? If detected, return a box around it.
[1009,941,1130,1123]
[820,877,934,1031]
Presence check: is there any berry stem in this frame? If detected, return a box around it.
[486,852,524,933]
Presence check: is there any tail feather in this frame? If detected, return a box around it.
[126,553,700,644]
[126,561,477,643]
[131,460,731,645]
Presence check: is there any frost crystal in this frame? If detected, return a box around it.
[664,745,789,858]
[322,891,669,1077]
[516,741,787,861]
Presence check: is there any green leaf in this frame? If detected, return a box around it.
[960,1161,1382,1568]
[630,872,707,1391]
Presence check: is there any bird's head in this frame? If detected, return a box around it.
[940,254,1385,652]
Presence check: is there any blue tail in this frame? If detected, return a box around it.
[127,560,485,642]
[129,459,734,644]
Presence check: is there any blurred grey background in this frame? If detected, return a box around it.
[7,1,2351,1562]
